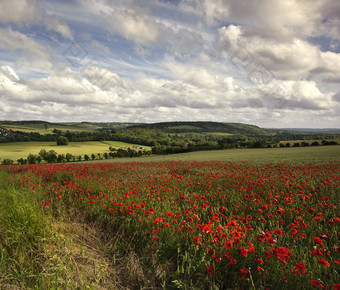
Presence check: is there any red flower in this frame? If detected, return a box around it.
[240,268,248,279]
[274,246,292,264]
[254,258,264,264]
[311,280,322,287]
[238,247,249,257]
[207,266,214,274]
[313,237,323,246]
[228,259,237,265]
[318,259,330,267]
[276,208,285,215]
[274,228,284,236]
[296,262,305,269]
[225,240,232,249]
[295,262,306,274]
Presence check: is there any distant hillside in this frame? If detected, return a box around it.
[0,120,338,138]
[128,121,275,136]
[0,120,130,134]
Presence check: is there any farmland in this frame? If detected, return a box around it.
[0,158,339,289]
[98,145,340,164]
[0,141,149,161]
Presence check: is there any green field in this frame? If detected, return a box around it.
[0,141,148,160]
[1,123,102,134]
[1,142,339,163]
[98,145,340,163]
[101,141,151,150]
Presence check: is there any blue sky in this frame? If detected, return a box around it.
[0,0,339,128]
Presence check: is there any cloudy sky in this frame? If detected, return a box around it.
[0,0,339,128]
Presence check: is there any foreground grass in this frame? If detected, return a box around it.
[0,170,118,289]
[98,145,340,163]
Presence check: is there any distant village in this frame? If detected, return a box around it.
[0,128,11,140]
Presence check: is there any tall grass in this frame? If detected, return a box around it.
[0,169,116,289]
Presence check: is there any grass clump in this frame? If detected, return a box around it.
[0,169,116,289]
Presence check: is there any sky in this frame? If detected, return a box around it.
[0,0,339,128]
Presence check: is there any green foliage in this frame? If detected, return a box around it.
[56,136,69,146]
[0,170,115,289]
[1,158,14,165]
[39,149,57,163]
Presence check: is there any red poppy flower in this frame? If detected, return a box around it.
[207,266,214,274]
[313,237,323,246]
[240,268,248,279]
[318,259,330,267]
[311,280,322,287]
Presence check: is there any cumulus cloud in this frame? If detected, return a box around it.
[0,0,339,128]
[218,25,321,80]
[104,8,159,45]
[0,66,120,105]
[308,52,340,83]
[180,0,340,41]
[0,0,41,24]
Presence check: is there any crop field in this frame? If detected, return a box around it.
[0,159,339,289]
[0,141,148,161]
[99,145,340,164]
[101,140,151,150]
[1,123,101,134]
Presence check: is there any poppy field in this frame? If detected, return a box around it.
[1,160,340,289]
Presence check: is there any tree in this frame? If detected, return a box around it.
[84,154,89,161]
[46,150,58,163]
[2,158,14,165]
[57,136,69,146]
[27,154,37,164]
[39,149,57,163]
[53,129,62,136]
[66,153,73,162]
[39,149,48,161]
[17,158,27,164]
[57,154,65,163]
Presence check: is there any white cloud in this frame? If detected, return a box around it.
[218,25,321,80]
[0,66,120,105]
[0,28,52,70]
[309,52,340,83]
[44,17,74,41]
[0,0,339,128]
[181,0,340,41]
[105,8,159,45]
[0,0,41,24]
[165,62,221,89]
[0,66,20,82]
